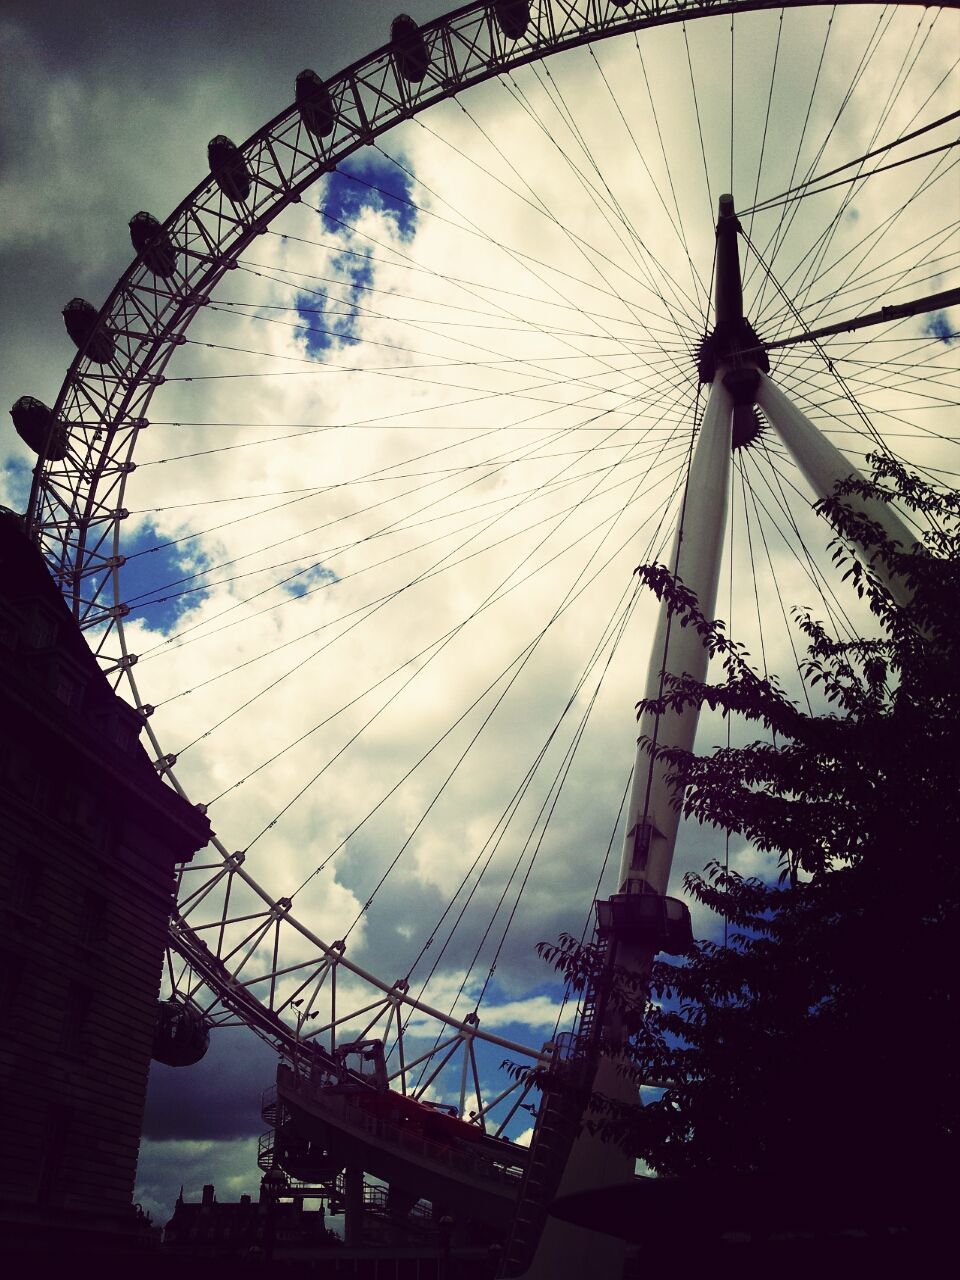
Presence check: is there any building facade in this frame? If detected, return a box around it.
[0,509,211,1251]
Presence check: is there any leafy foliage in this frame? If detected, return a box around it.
[543,459,960,1181]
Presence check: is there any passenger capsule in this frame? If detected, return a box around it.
[493,0,531,40]
[62,298,116,364]
[391,14,429,83]
[10,396,69,461]
[129,211,178,278]
[152,998,210,1067]
[208,135,251,204]
[296,69,335,139]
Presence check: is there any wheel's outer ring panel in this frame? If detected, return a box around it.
[22,0,951,1063]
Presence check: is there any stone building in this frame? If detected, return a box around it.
[162,1181,336,1258]
[0,508,211,1252]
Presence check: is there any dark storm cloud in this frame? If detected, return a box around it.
[142,1024,278,1139]
[0,0,441,412]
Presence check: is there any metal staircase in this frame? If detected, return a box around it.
[498,936,612,1277]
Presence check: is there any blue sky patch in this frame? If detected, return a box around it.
[320,152,418,242]
[922,310,957,345]
[296,251,375,356]
[119,524,211,633]
[296,152,418,356]
[283,562,339,597]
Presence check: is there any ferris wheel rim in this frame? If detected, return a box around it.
[21,0,959,1081]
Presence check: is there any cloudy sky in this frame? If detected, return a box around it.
[2,0,957,1229]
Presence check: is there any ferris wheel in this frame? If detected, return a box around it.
[12,0,959,1254]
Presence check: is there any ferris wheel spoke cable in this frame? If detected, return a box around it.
[413,672,620,1079]
[744,230,894,463]
[587,43,708,317]
[128,383,620,630]
[144,441,693,726]
[177,439,692,773]
[330,144,702,359]
[773,345,959,493]
[398,508,675,1068]
[265,203,694,339]
[750,440,875,648]
[765,241,960,338]
[755,139,960,220]
[349,419,681,945]
[678,20,713,226]
[755,107,960,340]
[756,3,907,310]
[414,97,698,335]
[211,294,670,347]
[772,338,960,406]
[833,321,960,379]
[177,327,674,383]
[753,6,838,320]
[767,362,959,468]
[738,450,814,714]
[770,129,958,339]
[215,216,684,386]
[133,347,674,471]
[394,479,683,1024]
[440,64,706,335]
[135,387,689,663]
[344,577,635,973]
[371,142,699,398]
[405,453,689,1075]
[473,585,640,1014]
[262,229,690,331]
[756,165,960,345]
[276,450,690,921]
[746,108,960,218]
[126,349,700,594]
[254,421,690,888]
[148,340,691,460]
[124,438,670,618]
[218,245,687,335]
[805,359,959,409]
[632,30,704,323]
[808,151,960,332]
[503,64,704,340]
[516,58,705,332]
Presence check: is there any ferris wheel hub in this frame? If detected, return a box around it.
[695,195,769,449]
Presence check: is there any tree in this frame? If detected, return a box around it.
[540,457,960,1189]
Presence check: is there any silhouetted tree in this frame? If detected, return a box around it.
[541,458,959,1186]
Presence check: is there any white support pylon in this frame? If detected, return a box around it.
[618,373,734,901]
[755,373,919,606]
